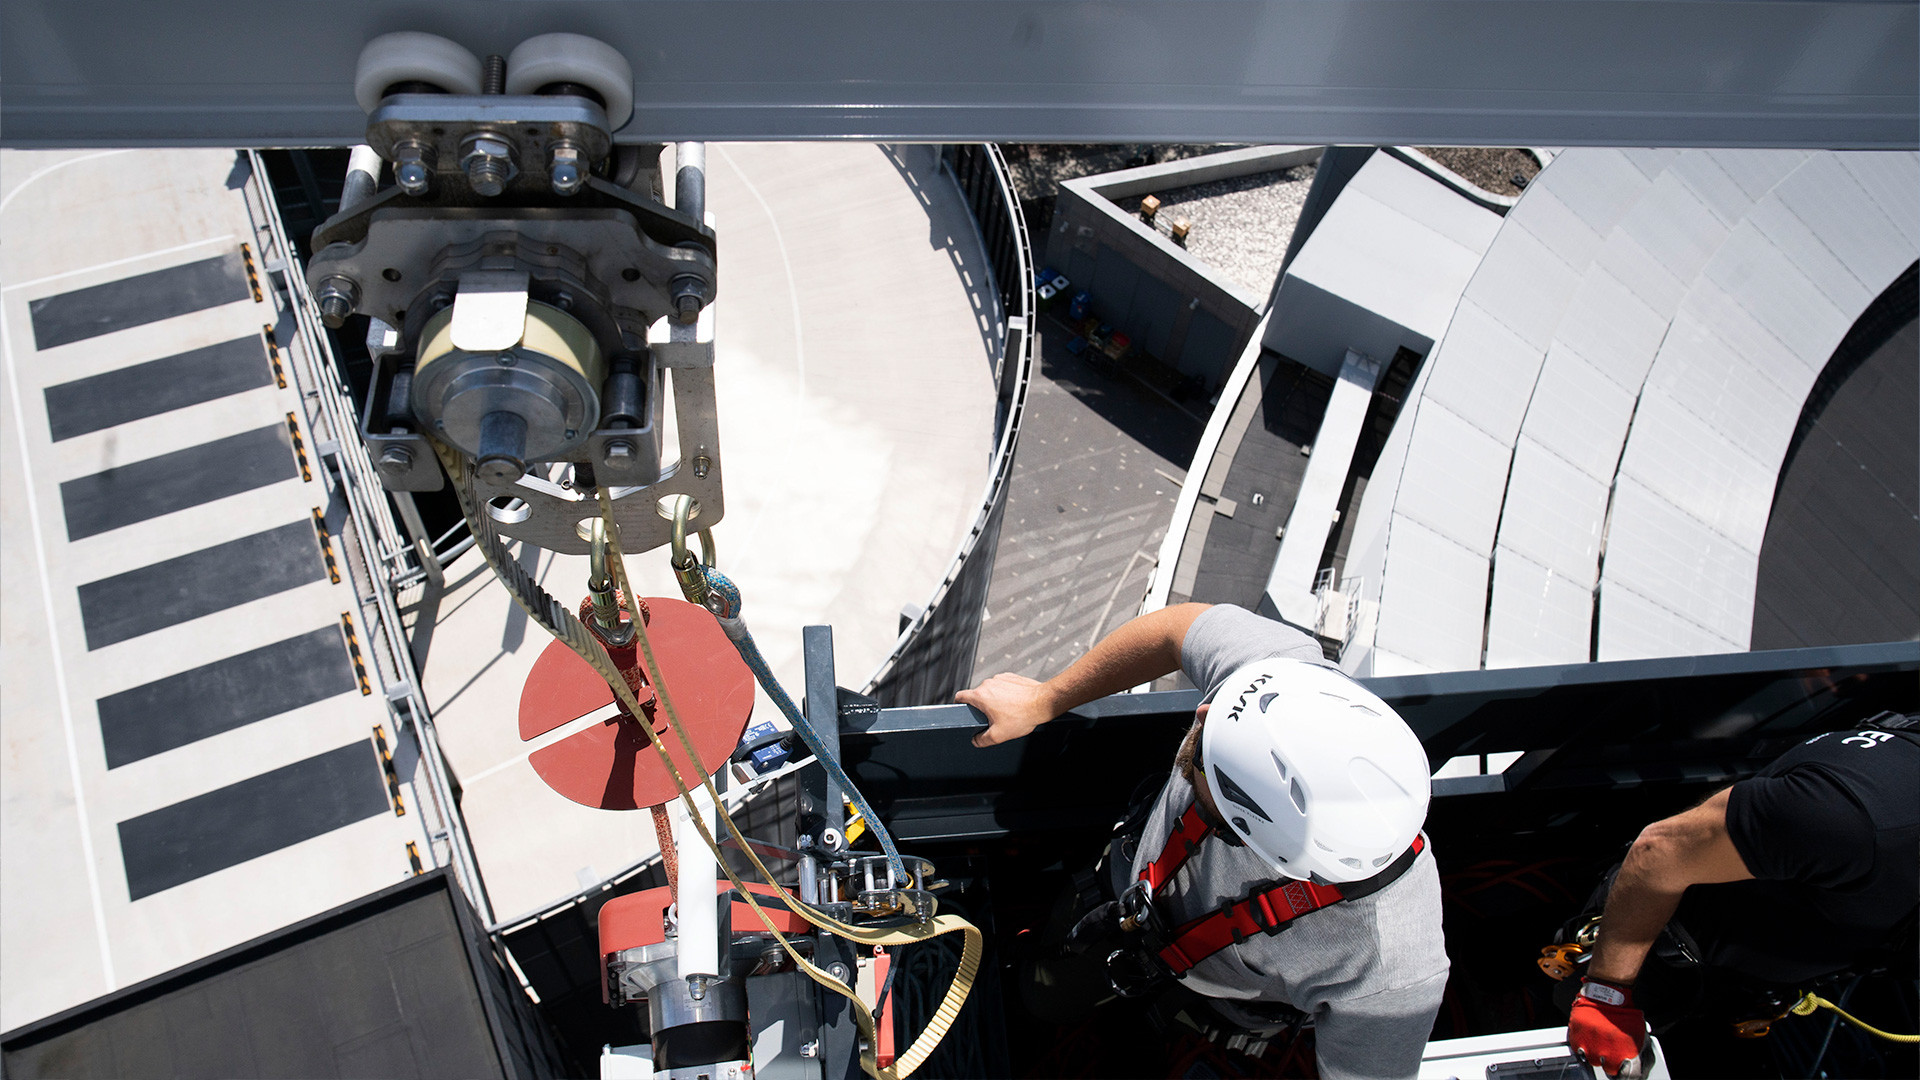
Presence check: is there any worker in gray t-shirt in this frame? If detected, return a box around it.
[959,603,1449,1080]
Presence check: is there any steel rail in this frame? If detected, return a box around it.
[243,152,495,923]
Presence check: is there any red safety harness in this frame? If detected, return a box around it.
[1129,803,1426,977]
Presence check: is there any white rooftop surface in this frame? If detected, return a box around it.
[2,149,434,1028]
[1284,154,1502,346]
[1267,349,1380,626]
[0,142,998,1028]
[412,143,998,922]
[1339,148,1919,676]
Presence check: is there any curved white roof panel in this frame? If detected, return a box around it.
[1342,148,1919,675]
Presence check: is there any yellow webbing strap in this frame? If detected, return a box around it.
[437,445,976,1080]
[1791,992,1920,1043]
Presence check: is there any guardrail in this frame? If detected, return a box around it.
[864,144,1037,707]
[237,151,494,923]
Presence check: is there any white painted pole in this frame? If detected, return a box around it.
[673,787,720,980]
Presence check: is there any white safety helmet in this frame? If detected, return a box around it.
[1199,658,1430,884]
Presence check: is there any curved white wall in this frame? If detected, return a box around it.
[1342,149,1919,675]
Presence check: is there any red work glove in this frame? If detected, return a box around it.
[1568,978,1647,1077]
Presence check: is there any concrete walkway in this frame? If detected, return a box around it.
[409,143,999,920]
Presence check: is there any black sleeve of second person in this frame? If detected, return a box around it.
[1725,767,1876,889]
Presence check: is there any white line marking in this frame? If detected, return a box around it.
[0,150,132,216]
[1,234,238,294]
[713,145,806,391]
[0,305,117,990]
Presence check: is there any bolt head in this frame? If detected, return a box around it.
[460,134,518,197]
[396,161,431,195]
[475,455,525,485]
[691,454,711,479]
[603,439,636,464]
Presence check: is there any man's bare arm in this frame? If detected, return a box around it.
[1587,788,1755,986]
[957,603,1211,748]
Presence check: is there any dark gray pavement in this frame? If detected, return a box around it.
[973,316,1205,682]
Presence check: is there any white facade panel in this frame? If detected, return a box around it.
[1615,171,1730,290]
[1647,310,1803,466]
[1494,437,1609,581]
[1618,387,1778,554]
[1485,546,1593,668]
[1742,197,1876,315]
[1520,344,1637,481]
[1459,224,1582,350]
[1597,582,1744,662]
[1836,152,1920,249]
[1772,154,1915,291]
[1601,474,1759,646]
[1270,353,1379,601]
[1704,149,1811,202]
[1374,514,1491,673]
[1617,148,1682,182]
[1420,299,1544,446]
[1540,149,1662,231]
[1672,269,1817,398]
[1505,186,1605,274]
[1666,151,1764,226]
[1592,231,1689,320]
[1699,228,1851,380]
[1548,268,1670,393]
[1395,400,1513,558]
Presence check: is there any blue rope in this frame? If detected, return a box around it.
[699,565,908,883]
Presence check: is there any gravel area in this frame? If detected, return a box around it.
[999,144,1240,235]
[1131,165,1317,297]
[1415,147,1541,197]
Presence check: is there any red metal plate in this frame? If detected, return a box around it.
[519,597,754,810]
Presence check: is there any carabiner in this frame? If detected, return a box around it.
[666,495,719,606]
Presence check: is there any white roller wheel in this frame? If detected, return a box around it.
[354,32,484,113]
[506,33,634,130]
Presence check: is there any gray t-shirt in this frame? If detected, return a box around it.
[1129,604,1449,1080]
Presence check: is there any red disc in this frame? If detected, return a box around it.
[518,597,754,810]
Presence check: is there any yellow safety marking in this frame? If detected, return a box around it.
[406,841,425,876]
[262,324,287,389]
[340,612,372,696]
[312,508,341,584]
[239,242,264,303]
[287,412,312,482]
[373,724,407,816]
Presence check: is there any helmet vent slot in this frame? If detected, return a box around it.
[1212,765,1273,823]
[1290,777,1307,814]
[1270,751,1288,781]
[1373,853,1393,867]
[1340,857,1363,870]
[1257,691,1279,712]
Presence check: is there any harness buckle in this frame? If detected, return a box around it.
[1117,880,1153,933]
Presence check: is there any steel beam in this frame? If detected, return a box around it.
[3,1,1915,149]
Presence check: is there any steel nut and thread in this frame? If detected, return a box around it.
[549,142,587,196]
[377,444,414,475]
[670,276,706,323]
[316,276,360,328]
[460,133,517,197]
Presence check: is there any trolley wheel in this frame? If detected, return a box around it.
[353,31,484,113]
[506,32,635,130]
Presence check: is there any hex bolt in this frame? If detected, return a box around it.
[549,142,587,196]
[392,140,436,196]
[827,962,851,984]
[459,133,518,198]
[481,54,506,95]
[692,454,711,479]
[670,275,706,323]
[315,276,360,328]
[377,444,415,476]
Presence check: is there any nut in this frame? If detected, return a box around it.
[670,275,707,324]
[315,276,359,329]
[377,444,414,474]
[459,133,518,197]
